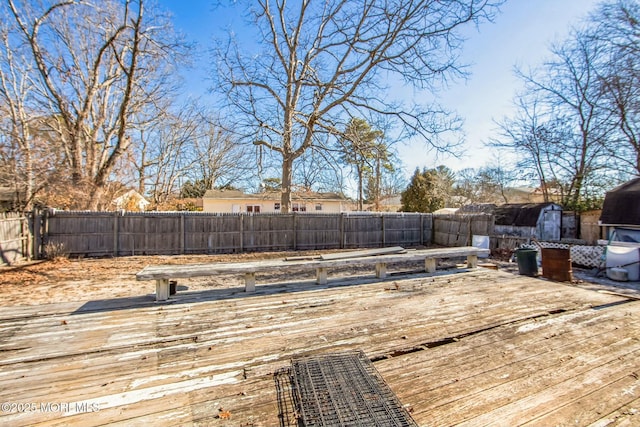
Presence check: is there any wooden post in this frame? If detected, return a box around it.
[239,214,244,253]
[156,279,170,301]
[375,263,387,279]
[113,210,119,257]
[316,267,328,285]
[244,273,256,292]
[180,213,185,255]
[293,212,297,251]
[32,209,41,260]
[340,213,345,249]
[425,258,437,273]
[467,254,478,269]
[381,214,386,248]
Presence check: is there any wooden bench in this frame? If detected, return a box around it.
[136,246,490,301]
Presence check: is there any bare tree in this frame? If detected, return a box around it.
[493,23,615,211]
[0,9,36,209]
[131,101,253,206]
[5,0,188,209]
[293,146,346,194]
[213,0,503,212]
[131,107,198,205]
[589,0,640,174]
[188,113,254,192]
[453,163,515,205]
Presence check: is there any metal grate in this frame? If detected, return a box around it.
[290,351,418,427]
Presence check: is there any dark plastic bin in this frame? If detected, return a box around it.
[515,249,538,276]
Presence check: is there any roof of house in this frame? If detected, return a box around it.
[433,207,459,214]
[494,203,561,227]
[600,178,640,226]
[203,189,347,202]
[458,203,498,214]
[112,189,149,204]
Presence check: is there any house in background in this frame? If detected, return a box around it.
[363,195,402,212]
[0,186,26,212]
[112,189,150,212]
[600,178,640,243]
[202,189,350,213]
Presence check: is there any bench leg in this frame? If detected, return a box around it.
[316,268,327,285]
[156,279,170,301]
[375,263,387,279]
[467,254,478,269]
[425,258,437,273]
[244,273,256,292]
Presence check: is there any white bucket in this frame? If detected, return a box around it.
[472,235,490,258]
[606,245,640,281]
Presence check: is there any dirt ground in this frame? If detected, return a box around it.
[2,250,640,307]
[0,250,360,306]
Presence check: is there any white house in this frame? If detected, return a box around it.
[112,190,150,212]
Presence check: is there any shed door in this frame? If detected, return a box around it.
[541,209,561,241]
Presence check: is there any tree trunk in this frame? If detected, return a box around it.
[357,167,364,211]
[88,184,105,211]
[281,156,294,213]
[374,155,381,211]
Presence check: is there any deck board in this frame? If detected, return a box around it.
[1,268,639,426]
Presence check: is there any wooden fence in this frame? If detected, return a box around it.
[43,211,442,257]
[432,214,494,247]
[0,212,30,265]
[0,210,511,262]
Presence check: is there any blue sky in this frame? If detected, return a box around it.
[157,0,602,178]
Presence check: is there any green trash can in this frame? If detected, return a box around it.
[515,248,538,276]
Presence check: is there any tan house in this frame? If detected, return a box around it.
[202,189,350,213]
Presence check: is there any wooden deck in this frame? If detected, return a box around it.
[1,266,640,426]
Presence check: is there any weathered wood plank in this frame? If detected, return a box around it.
[136,246,489,280]
[0,268,636,426]
[318,246,406,260]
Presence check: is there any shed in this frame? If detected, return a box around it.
[600,178,640,243]
[493,203,563,241]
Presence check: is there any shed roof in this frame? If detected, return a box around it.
[494,203,561,227]
[600,178,640,226]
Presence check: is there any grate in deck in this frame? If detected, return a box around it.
[290,351,418,427]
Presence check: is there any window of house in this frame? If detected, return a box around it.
[246,205,261,213]
[315,203,322,211]
[292,203,306,212]
[274,203,280,211]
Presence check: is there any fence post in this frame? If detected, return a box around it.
[381,214,386,247]
[293,212,297,251]
[239,214,244,252]
[420,214,424,246]
[113,210,119,257]
[340,213,345,249]
[32,209,41,260]
[180,213,185,255]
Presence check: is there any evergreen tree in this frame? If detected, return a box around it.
[400,167,449,212]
